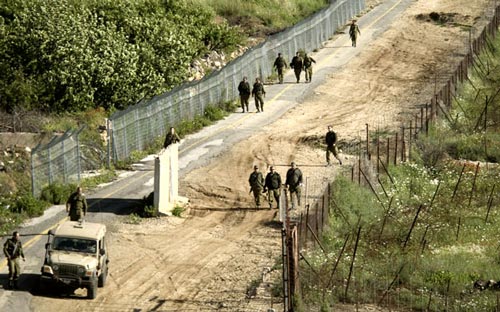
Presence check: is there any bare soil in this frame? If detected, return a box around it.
[31,0,495,310]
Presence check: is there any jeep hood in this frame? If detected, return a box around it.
[50,251,98,269]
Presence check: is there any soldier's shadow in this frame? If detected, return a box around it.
[0,273,40,293]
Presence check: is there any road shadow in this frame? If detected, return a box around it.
[87,198,143,215]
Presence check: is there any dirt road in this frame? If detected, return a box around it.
[1,0,495,311]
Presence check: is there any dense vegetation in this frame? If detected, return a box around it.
[0,0,242,114]
[0,0,329,116]
[297,32,500,311]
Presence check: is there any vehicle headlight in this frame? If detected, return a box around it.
[42,265,54,274]
[78,267,85,275]
[52,264,59,271]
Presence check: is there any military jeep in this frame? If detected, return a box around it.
[40,220,109,299]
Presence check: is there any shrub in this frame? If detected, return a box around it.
[172,206,185,217]
[40,183,77,204]
[12,194,49,217]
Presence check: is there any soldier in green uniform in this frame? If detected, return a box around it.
[238,76,251,112]
[3,231,25,289]
[290,52,303,83]
[248,165,264,207]
[66,186,88,221]
[303,53,316,83]
[273,53,288,84]
[349,20,361,47]
[285,162,303,209]
[264,166,282,209]
[326,125,343,166]
[163,127,181,148]
[251,77,266,112]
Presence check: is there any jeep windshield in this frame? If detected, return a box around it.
[53,237,97,254]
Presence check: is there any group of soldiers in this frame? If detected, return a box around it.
[237,20,360,114]
[236,51,315,114]
[273,51,317,84]
[248,162,303,209]
[248,125,342,208]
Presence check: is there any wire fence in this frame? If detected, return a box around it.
[108,0,366,162]
[30,127,84,198]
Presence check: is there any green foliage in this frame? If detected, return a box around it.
[80,169,117,190]
[0,0,242,113]
[196,0,329,36]
[126,213,141,224]
[11,194,49,217]
[40,183,77,204]
[172,205,185,217]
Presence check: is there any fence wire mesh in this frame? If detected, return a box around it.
[109,0,366,162]
[31,127,84,198]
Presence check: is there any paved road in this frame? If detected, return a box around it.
[0,0,412,310]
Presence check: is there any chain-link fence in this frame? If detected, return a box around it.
[31,127,84,198]
[109,0,366,162]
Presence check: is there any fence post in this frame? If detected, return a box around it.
[409,121,412,161]
[394,133,398,166]
[401,126,405,162]
[386,137,390,167]
[366,123,370,160]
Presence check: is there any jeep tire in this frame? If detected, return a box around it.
[98,264,108,287]
[87,280,98,299]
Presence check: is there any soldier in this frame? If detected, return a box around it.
[238,76,251,112]
[163,127,181,148]
[251,77,266,112]
[326,125,342,166]
[273,53,288,84]
[303,53,316,83]
[248,165,264,207]
[264,166,282,209]
[285,162,303,209]
[290,52,303,83]
[349,20,361,47]
[3,231,25,289]
[66,186,88,221]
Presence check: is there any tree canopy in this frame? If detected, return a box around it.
[0,0,241,113]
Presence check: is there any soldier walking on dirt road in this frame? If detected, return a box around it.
[66,186,88,221]
[290,52,303,83]
[349,20,361,47]
[303,53,316,83]
[252,77,266,112]
[3,231,25,289]
[238,76,251,112]
[326,125,342,166]
[249,165,264,207]
[264,166,281,209]
[285,162,303,209]
[273,53,288,84]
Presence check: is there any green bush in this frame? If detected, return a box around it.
[12,194,49,217]
[40,183,77,204]
[172,206,185,217]
[0,0,242,113]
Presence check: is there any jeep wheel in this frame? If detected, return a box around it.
[87,280,97,299]
[98,264,108,287]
